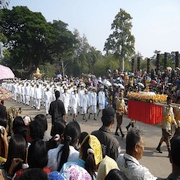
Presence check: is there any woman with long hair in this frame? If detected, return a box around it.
[47,121,81,171]
[1,134,27,179]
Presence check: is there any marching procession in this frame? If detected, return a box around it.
[1,79,106,122]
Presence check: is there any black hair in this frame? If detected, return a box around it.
[55,90,60,99]
[47,120,66,150]
[16,168,49,180]
[29,120,44,140]
[4,134,27,174]
[101,107,115,127]
[51,119,66,137]
[167,95,172,101]
[80,135,97,178]
[28,139,48,168]
[13,116,27,140]
[126,127,144,152]
[0,118,7,128]
[0,100,4,105]
[170,135,180,167]
[57,121,81,171]
[34,114,48,132]
[101,116,114,126]
[105,169,128,180]
[79,132,88,144]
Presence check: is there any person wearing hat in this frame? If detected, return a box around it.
[44,86,52,116]
[80,89,89,121]
[97,86,105,117]
[62,86,69,122]
[91,106,121,160]
[115,89,127,138]
[30,83,35,109]
[78,83,85,115]
[34,84,42,111]
[70,87,79,121]
[156,95,178,154]
[25,83,30,106]
[88,87,97,120]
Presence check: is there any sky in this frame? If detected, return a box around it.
[9,0,180,58]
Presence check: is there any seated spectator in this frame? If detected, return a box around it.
[47,121,81,171]
[79,132,88,145]
[0,100,7,121]
[75,131,88,151]
[0,134,27,179]
[46,119,66,150]
[49,164,92,180]
[116,127,156,180]
[157,135,180,180]
[14,139,50,179]
[6,106,20,136]
[0,118,7,129]
[27,120,44,142]
[16,168,49,180]
[97,155,119,180]
[34,114,51,141]
[13,116,27,141]
[59,134,103,179]
[91,106,121,160]
[0,126,8,162]
[105,169,128,180]
[0,119,7,161]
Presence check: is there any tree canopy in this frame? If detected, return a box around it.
[104,8,135,71]
[0,6,77,78]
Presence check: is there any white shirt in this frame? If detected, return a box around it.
[47,144,79,171]
[70,93,79,108]
[98,90,105,105]
[34,87,42,99]
[62,92,70,107]
[91,92,97,106]
[116,153,156,180]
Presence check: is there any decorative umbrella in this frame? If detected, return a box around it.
[0,86,14,100]
[102,79,112,87]
[118,83,125,89]
[137,82,145,88]
[0,65,15,80]
[167,67,172,71]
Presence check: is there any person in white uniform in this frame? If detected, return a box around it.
[44,86,52,115]
[81,89,89,121]
[88,87,97,120]
[34,84,42,110]
[97,86,105,116]
[25,83,30,105]
[70,87,79,121]
[62,86,69,122]
[78,83,85,115]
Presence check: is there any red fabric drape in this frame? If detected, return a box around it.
[128,100,162,124]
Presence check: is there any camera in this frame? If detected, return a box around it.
[0,126,4,135]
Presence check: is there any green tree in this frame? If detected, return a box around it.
[0,6,77,78]
[71,30,102,77]
[104,8,135,71]
[49,20,78,77]
[94,54,119,77]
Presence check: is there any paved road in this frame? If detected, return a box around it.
[4,99,171,178]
